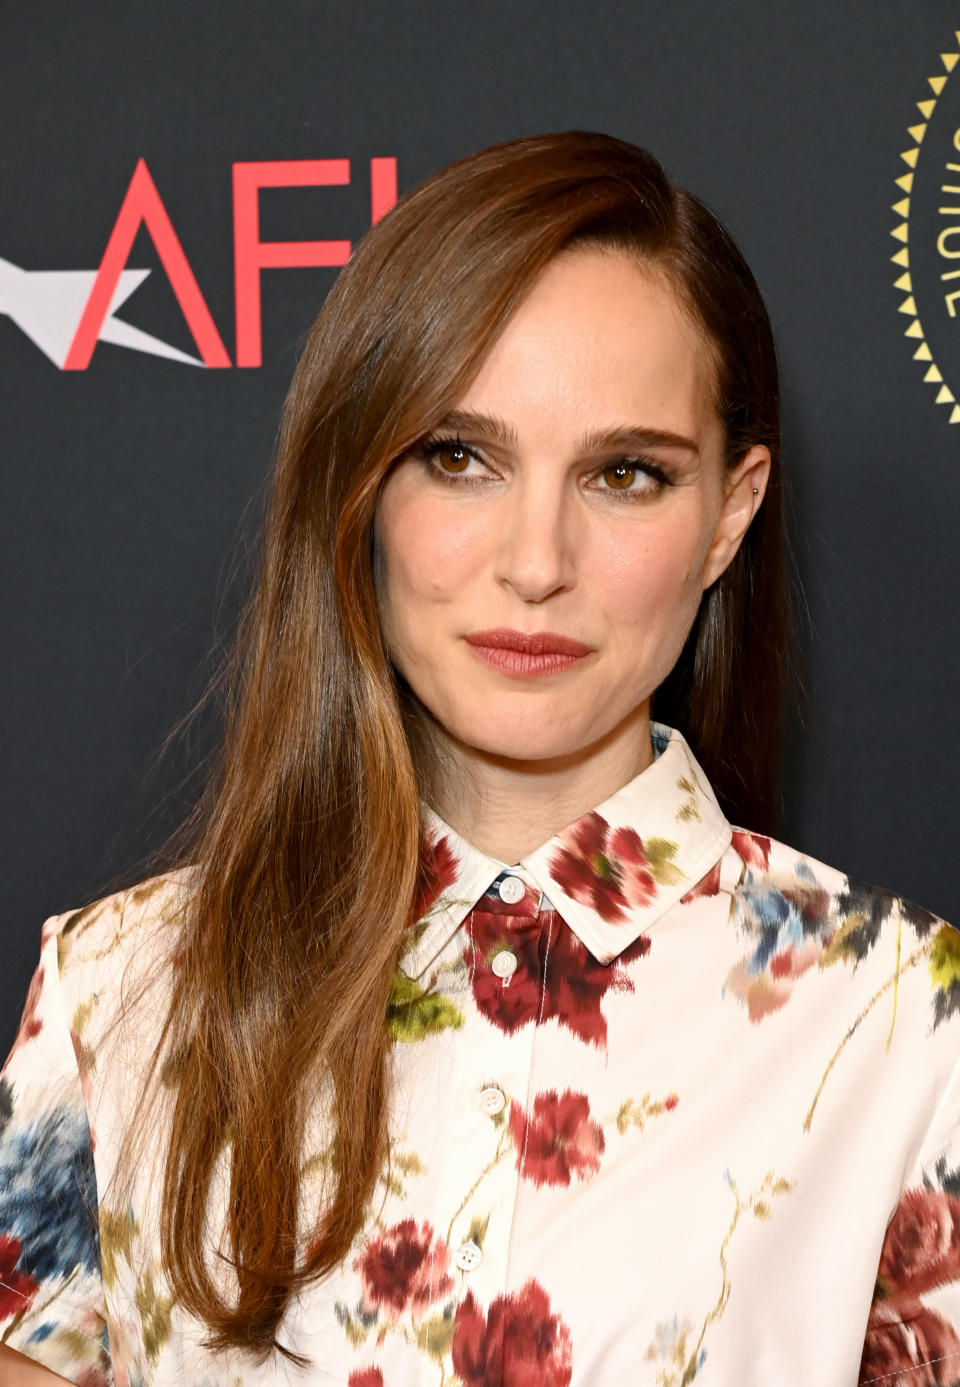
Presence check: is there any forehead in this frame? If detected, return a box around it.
[457,247,721,451]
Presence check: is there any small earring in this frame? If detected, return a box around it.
[752,487,758,495]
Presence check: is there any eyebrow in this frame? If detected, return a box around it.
[429,409,700,457]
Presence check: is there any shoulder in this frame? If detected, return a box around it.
[11,869,200,1083]
[2,869,201,1192]
[707,827,958,1032]
[45,866,198,980]
[726,825,947,943]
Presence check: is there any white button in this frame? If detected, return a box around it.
[479,1085,506,1115]
[498,875,525,905]
[490,949,518,979]
[454,1240,483,1271]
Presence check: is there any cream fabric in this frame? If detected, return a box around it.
[2,725,958,1386]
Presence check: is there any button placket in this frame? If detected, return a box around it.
[431,885,548,1306]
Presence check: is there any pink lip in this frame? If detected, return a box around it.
[464,628,594,678]
[466,629,593,656]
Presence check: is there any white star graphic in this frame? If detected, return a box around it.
[0,255,204,368]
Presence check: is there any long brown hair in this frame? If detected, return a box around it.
[153,131,785,1358]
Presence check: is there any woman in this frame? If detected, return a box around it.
[0,132,957,1387]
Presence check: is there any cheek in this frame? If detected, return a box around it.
[377,493,487,611]
[593,517,710,628]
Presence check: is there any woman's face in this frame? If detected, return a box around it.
[375,247,769,775]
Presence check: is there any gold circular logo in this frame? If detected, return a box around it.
[892,32,960,423]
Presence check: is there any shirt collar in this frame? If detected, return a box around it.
[400,723,731,978]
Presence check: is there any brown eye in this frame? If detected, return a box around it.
[437,444,470,473]
[602,461,637,490]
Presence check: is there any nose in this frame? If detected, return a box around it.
[493,476,577,603]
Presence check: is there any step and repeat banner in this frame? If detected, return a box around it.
[2,1,959,1050]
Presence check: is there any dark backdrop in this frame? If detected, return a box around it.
[3,0,959,1054]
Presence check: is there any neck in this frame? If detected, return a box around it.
[420,705,654,863]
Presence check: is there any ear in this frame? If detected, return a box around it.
[701,444,772,590]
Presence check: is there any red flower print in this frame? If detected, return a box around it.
[348,1371,385,1387]
[548,813,656,923]
[725,939,823,1023]
[541,924,650,1047]
[0,1234,39,1322]
[857,1185,960,1384]
[681,860,721,904]
[732,830,772,873]
[467,910,649,1047]
[354,1219,454,1319]
[452,1279,573,1387]
[466,914,544,1034]
[508,1090,604,1188]
[415,830,460,921]
[466,904,649,1043]
[471,963,542,1033]
[681,831,771,904]
[5,965,44,1066]
[877,1187,960,1298]
[859,1296,960,1385]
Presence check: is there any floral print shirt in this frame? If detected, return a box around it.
[3,723,960,1387]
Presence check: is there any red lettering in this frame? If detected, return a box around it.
[64,159,230,371]
[232,159,352,368]
[371,157,398,224]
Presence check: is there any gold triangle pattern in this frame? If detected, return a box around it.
[892,35,960,423]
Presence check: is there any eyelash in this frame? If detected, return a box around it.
[415,434,673,500]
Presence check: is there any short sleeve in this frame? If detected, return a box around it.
[859,1045,960,1386]
[0,919,112,1385]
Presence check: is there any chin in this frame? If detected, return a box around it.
[453,718,596,766]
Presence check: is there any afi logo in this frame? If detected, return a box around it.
[1,157,398,370]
